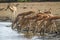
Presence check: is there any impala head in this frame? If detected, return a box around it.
[5,3,17,13]
[44,11,51,14]
[44,8,51,14]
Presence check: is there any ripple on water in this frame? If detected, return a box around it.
[0,22,60,40]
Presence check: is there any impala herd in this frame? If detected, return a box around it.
[12,10,60,35]
[1,4,60,35]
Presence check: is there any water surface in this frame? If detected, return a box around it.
[0,22,60,40]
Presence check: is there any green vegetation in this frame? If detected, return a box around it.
[0,0,59,2]
[17,0,31,2]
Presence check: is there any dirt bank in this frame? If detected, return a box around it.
[0,2,60,21]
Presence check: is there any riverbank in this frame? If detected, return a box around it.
[0,2,60,21]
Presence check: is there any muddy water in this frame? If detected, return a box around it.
[0,22,60,40]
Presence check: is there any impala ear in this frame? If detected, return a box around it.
[49,8,51,11]
[48,8,51,14]
[15,4,19,7]
[44,8,51,14]
[44,8,51,12]
[38,10,40,13]
[38,9,43,13]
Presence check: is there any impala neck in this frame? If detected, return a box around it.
[51,16,60,20]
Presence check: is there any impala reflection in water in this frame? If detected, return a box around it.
[0,22,60,40]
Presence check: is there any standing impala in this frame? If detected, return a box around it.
[5,4,18,22]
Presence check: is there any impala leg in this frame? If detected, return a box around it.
[50,20,57,33]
